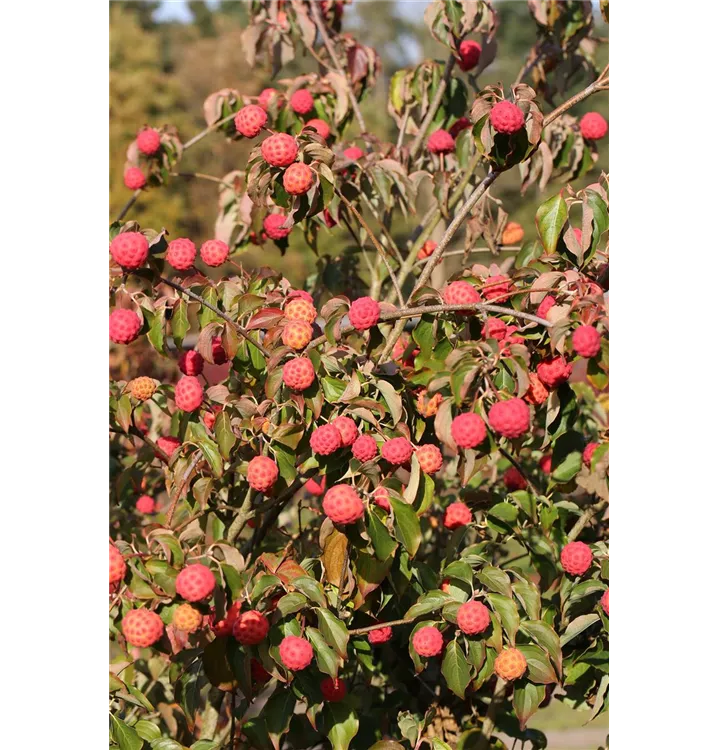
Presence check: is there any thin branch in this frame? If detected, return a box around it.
[227,488,256,543]
[348,618,417,635]
[396,108,411,151]
[409,54,456,160]
[416,245,521,265]
[476,679,507,750]
[499,446,539,502]
[544,64,609,128]
[171,171,235,189]
[166,451,203,527]
[567,502,604,542]
[117,190,142,222]
[380,301,550,327]
[158,275,271,358]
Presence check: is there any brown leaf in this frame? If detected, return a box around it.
[322,528,348,587]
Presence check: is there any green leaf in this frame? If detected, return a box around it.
[375,380,403,426]
[366,509,398,561]
[111,715,144,750]
[276,592,308,617]
[191,742,221,750]
[134,721,161,742]
[517,644,559,684]
[487,593,520,645]
[305,627,340,678]
[390,496,422,557]
[441,640,471,699]
[369,743,406,750]
[466,637,485,671]
[551,431,585,482]
[513,682,546,730]
[487,502,519,524]
[560,613,600,647]
[273,442,297,484]
[321,703,359,750]
[519,620,562,675]
[316,609,350,660]
[198,287,221,328]
[292,576,327,607]
[415,472,435,516]
[431,741,453,750]
[567,579,607,606]
[536,193,568,254]
[115,394,133,433]
[251,574,280,603]
[172,299,190,348]
[442,560,473,585]
[265,688,296,750]
[477,566,512,598]
[214,412,236,461]
[513,580,541,620]
[404,590,452,619]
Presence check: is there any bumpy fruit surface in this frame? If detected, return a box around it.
[349,296,380,331]
[166,238,197,270]
[572,325,601,358]
[261,133,298,167]
[352,434,377,462]
[233,610,269,645]
[417,444,443,474]
[129,377,156,401]
[417,389,443,417]
[449,117,472,138]
[173,603,202,633]
[136,494,155,514]
[200,239,229,267]
[258,87,280,110]
[502,221,524,245]
[537,295,556,319]
[124,167,146,190]
[524,373,548,406]
[580,112,608,140]
[483,274,512,302]
[122,609,164,648]
[412,626,443,657]
[427,128,455,154]
[601,588,609,616]
[175,375,204,411]
[176,563,216,601]
[290,89,314,114]
[320,677,347,702]
[263,213,292,240]
[343,146,364,161]
[494,647,527,681]
[537,356,572,390]
[234,104,267,138]
[179,350,204,376]
[368,625,392,644]
[489,100,525,134]
[157,436,181,458]
[482,318,507,340]
[284,298,317,323]
[458,39,482,71]
[381,437,414,465]
[457,600,491,635]
[110,308,142,345]
[503,467,527,492]
[283,357,316,391]
[488,398,531,438]
[372,486,391,512]
[333,416,358,446]
[417,239,437,260]
[304,118,330,140]
[211,600,242,637]
[247,456,279,493]
[137,127,161,155]
[283,162,315,195]
[583,442,599,468]
[442,280,480,309]
[539,454,552,474]
[110,542,126,584]
[451,412,487,448]
[323,484,364,524]
[288,289,313,303]
[110,232,149,270]
[310,424,342,455]
[444,501,472,529]
[282,320,313,349]
[560,541,593,576]
[279,635,314,670]
[305,476,326,496]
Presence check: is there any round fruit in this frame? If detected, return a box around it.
[323,484,364,524]
[200,239,229,267]
[560,541,593,576]
[233,610,269,645]
[451,412,487,449]
[524,373,548,406]
[483,274,512,302]
[494,647,527,681]
[279,635,314,670]
[343,146,364,161]
[129,377,156,401]
[539,454,552,474]
[427,128,455,154]
[580,112,608,141]
[601,588,609,616]
[320,677,347,702]
[503,467,527,492]
[368,625,392,644]
[502,221,524,245]
[290,89,314,114]
[110,308,142,345]
[310,424,343,456]
[583,442,600,468]
[417,444,443,474]
[352,434,378,462]
[282,320,313,349]
[283,357,316,391]
[536,356,572,390]
[234,104,267,138]
[173,603,203,633]
[305,476,326,496]
[136,494,156,514]
[287,289,313,303]
[333,416,358,446]
[537,295,556,319]
[572,325,601,358]
[264,213,292,240]
[156,436,182,458]
[110,542,126,585]
[457,600,491,635]
[166,238,197,271]
[381,437,414,465]
[488,398,531,438]
[442,280,481,310]
[211,600,242,637]
[283,162,315,195]
[137,127,161,155]
[284,298,317,323]
[449,117,472,138]
[417,240,437,260]
[124,167,146,190]
[110,232,149,270]
[122,609,164,648]
[175,375,204,412]
[261,133,298,167]
[412,626,443,657]
[482,318,507,341]
[458,39,482,71]
[176,563,216,602]
[304,118,330,140]
[444,501,472,529]
[372,487,391,512]
[348,296,381,331]
[258,87,280,110]
[179,350,204,376]
[247,456,279,493]
[489,101,525,134]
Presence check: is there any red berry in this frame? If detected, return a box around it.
[290,89,314,114]
[352,434,378,462]
[211,336,228,365]
[580,112,608,141]
[211,600,242,637]
[305,476,326,496]
[110,308,142,345]
[488,398,531,439]
[110,232,149,270]
[200,239,229,267]
[427,128,455,154]
[489,101,525,134]
[416,444,443,474]
[451,413,487,449]
[348,296,380,331]
[524,373,548,406]
[572,325,601,358]
[247,456,279,493]
[176,563,216,601]
[110,542,126,585]
[503,467,527,492]
[264,213,292,240]
[233,610,269,645]
[156,436,181,459]
[536,356,572,390]
[203,410,217,431]
[304,118,330,140]
[282,320,313,350]
[310,424,343,456]
[137,127,161,155]
[539,454,552,474]
[258,88,280,110]
[458,39,482,71]
[122,609,164,648]
[284,298,317,323]
[333,416,358,447]
[368,625,392,644]
[124,167,146,190]
[282,357,316,391]
[381,437,414,465]
[417,240,437,260]
[483,274,512,302]
[251,658,271,683]
[173,603,203,633]
[283,162,315,195]
[343,146,364,161]
[166,238,197,271]
[442,280,480,310]
[560,541,593,576]
[279,635,313,671]
[601,588,609,616]
[494,647,527,681]
[412,626,443,657]
[449,117,472,138]
[320,677,347,702]
[537,295,556,319]
[175,375,204,412]
[444,501,472,529]
[323,484,364,524]
[136,494,155,514]
[179,350,204,376]
[261,133,298,167]
[482,318,507,340]
[583,442,600,468]
[234,104,267,138]
[372,486,391,512]
[457,600,490,635]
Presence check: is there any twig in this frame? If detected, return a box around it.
[396,108,411,150]
[348,618,417,635]
[417,245,521,265]
[498,446,539,511]
[171,171,235,189]
[117,190,142,222]
[544,64,609,128]
[380,302,550,327]
[476,679,507,750]
[409,55,456,160]
[567,503,603,542]
[166,452,203,527]
[158,276,271,358]
[227,488,256,543]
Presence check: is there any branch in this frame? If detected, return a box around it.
[348,618,417,635]
[166,451,203,527]
[409,55,456,160]
[567,502,604,542]
[380,301,550,327]
[227,488,256,543]
[159,275,271,358]
[475,678,507,750]
[416,245,521,265]
[544,64,609,127]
